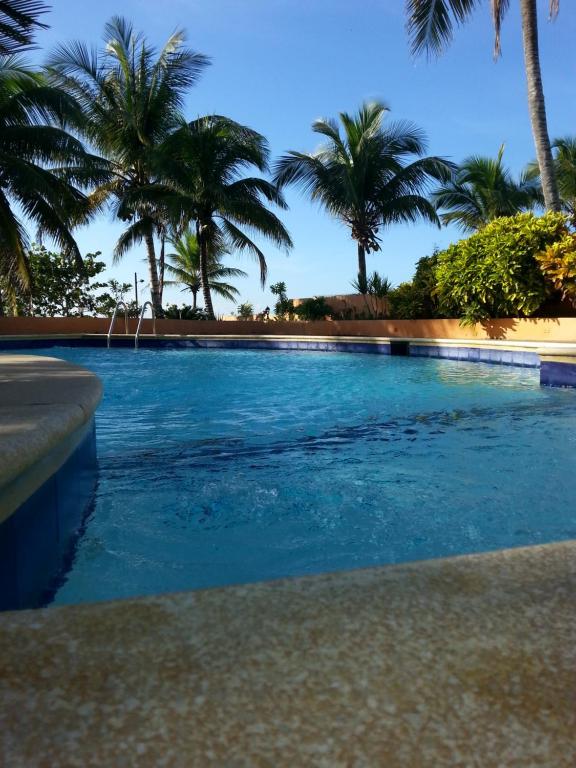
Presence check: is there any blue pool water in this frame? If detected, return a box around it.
[12,347,576,604]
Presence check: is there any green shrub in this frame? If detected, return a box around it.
[435,212,568,323]
[294,296,333,321]
[163,304,208,320]
[535,231,576,306]
[388,251,446,319]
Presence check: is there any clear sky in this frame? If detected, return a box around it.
[32,1,576,314]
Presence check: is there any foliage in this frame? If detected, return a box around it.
[4,244,115,316]
[165,229,247,310]
[535,232,576,306]
[149,116,292,319]
[435,212,568,324]
[163,303,209,320]
[0,1,49,55]
[405,0,562,213]
[47,17,210,313]
[270,281,294,319]
[236,301,254,320]
[97,278,139,317]
[294,296,333,321]
[529,137,576,224]
[274,101,453,284]
[351,270,392,318]
[0,41,104,299]
[388,251,446,319]
[434,145,542,232]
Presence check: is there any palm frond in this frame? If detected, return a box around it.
[406,0,481,57]
[0,0,48,55]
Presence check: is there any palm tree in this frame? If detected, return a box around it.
[273,101,453,284]
[0,1,48,55]
[406,0,561,212]
[165,228,248,309]
[434,144,542,232]
[0,7,106,307]
[47,17,210,315]
[528,137,576,223]
[145,116,292,319]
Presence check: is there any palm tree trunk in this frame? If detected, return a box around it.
[143,228,163,316]
[198,223,216,320]
[192,289,198,310]
[357,243,367,285]
[158,234,165,305]
[520,0,561,211]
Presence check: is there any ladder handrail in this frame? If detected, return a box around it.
[134,301,156,349]
[106,301,129,348]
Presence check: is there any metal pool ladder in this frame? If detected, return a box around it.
[106,301,129,348]
[134,301,156,349]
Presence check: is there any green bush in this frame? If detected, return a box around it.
[163,304,208,320]
[435,212,568,323]
[535,231,576,306]
[294,296,333,321]
[388,251,446,319]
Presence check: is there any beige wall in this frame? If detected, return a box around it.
[1,316,576,341]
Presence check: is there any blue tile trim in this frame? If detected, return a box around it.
[0,335,541,367]
[0,334,543,370]
[0,419,98,612]
[540,361,576,388]
[409,344,539,369]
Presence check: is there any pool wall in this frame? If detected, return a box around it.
[0,356,101,611]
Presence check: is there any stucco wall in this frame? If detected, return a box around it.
[2,316,576,341]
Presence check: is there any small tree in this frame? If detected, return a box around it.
[7,245,110,316]
[351,271,392,319]
[237,302,254,320]
[270,281,294,319]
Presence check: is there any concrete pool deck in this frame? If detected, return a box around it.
[0,354,101,519]
[1,540,575,767]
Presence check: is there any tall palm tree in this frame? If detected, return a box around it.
[47,17,210,315]
[434,144,542,231]
[0,6,106,307]
[273,101,453,284]
[143,116,292,319]
[405,0,561,212]
[528,137,576,223]
[165,228,248,309]
[550,137,576,223]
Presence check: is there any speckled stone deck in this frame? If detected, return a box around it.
[1,540,575,767]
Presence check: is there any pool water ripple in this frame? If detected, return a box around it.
[6,347,575,605]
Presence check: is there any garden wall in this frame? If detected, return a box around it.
[1,316,576,342]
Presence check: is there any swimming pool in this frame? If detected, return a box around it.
[10,347,576,605]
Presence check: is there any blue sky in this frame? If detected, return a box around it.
[33,1,576,314]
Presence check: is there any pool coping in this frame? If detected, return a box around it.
[1,539,575,766]
[0,355,102,519]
